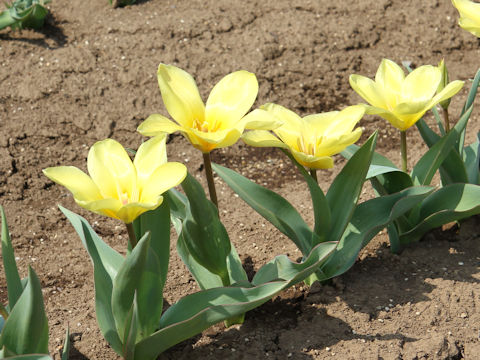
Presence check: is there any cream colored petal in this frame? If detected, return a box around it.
[116,201,163,224]
[80,198,123,220]
[43,166,102,202]
[242,109,283,130]
[321,105,365,135]
[290,149,334,169]
[302,112,338,134]
[349,75,388,109]
[87,139,136,200]
[140,162,187,203]
[401,65,441,102]
[157,64,205,128]
[261,103,303,131]
[134,136,168,190]
[205,70,258,129]
[318,128,363,156]
[393,103,428,130]
[458,17,480,36]
[137,114,184,136]
[375,59,405,93]
[190,127,243,150]
[452,0,480,23]
[366,106,407,130]
[430,80,465,107]
[242,130,289,148]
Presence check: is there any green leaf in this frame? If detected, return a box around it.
[59,206,123,354]
[61,326,70,360]
[399,184,480,244]
[0,267,48,355]
[212,163,313,255]
[463,135,480,184]
[459,68,480,153]
[326,132,377,242]
[122,293,139,360]
[252,241,338,285]
[0,205,23,309]
[134,282,287,360]
[319,186,433,277]
[180,173,233,283]
[165,189,187,221]
[411,124,459,186]
[3,355,53,360]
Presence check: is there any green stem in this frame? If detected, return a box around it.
[443,108,450,133]
[125,222,138,249]
[309,168,318,183]
[400,130,408,173]
[202,152,218,208]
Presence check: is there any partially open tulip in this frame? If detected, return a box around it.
[349,59,464,131]
[452,0,480,37]
[242,103,364,169]
[137,64,279,153]
[43,136,187,224]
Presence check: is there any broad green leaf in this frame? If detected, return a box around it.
[399,184,480,244]
[464,136,480,184]
[459,68,480,154]
[320,186,433,278]
[3,356,53,360]
[60,206,123,354]
[134,283,288,360]
[212,163,313,255]
[326,132,377,243]
[122,293,139,360]
[279,150,331,246]
[165,189,187,221]
[0,267,48,355]
[0,205,22,309]
[411,124,459,186]
[252,241,338,285]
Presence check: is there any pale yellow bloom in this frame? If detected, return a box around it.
[242,103,364,169]
[452,0,480,37]
[137,64,280,153]
[43,136,187,223]
[349,59,464,131]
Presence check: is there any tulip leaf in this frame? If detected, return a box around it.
[122,293,139,360]
[0,205,23,310]
[2,356,53,360]
[61,326,70,360]
[165,189,187,221]
[399,184,480,244]
[279,150,331,246]
[252,241,337,285]
[0,267,48,355]
[459,68,480,153]
[319,186,433,278]
[212,163,313,255]
[180,173,234,284]
[60,206,123,354]
[326,132,377,243]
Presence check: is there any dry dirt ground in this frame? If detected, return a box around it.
[1,0,480,359]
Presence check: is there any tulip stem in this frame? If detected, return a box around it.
[202,152,218,208]
[400,130,408,172]
[126,222,138,249]
[443,108,450,132]
[309,168,318,183]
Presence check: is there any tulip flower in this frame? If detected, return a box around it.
[43,136,187,246]
[138,64,279,207]
[349,59,463,171]
[451,0,480,37]
[242,103,364,181]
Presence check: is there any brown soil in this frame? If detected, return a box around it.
[1,0,480,359]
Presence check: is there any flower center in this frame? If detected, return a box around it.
[297,134,322,156]
[193,118,221,133]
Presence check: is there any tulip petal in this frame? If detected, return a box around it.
[242,130,289,149]
[189,127,243,151]
[458,17,480,36]
[375,59,405,92]
[87,139,136,200]
[242,109,283,130]
[157,64,205,128]
[116,201,163,224]
[134,136,168,190]
[261,103,305,147]
[319,128,363,156]
[302,112,338,134]
[205,70,258,129]
[80,198,123,220]
[290,149,334,169]
[430,80,465,107]
[43,166,102,202]
[401,65,441,102]
[140,162,187,203]
[349,75,388,109]
[137,114,184,136]
[365,105,407,130]
[452,0,480,23]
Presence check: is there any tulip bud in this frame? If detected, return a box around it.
[437,59,451,110]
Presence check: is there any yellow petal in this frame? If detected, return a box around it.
[87,139,136,200]
[290,149,334,169]
[140,162,187,203]
[134,136,168,190]
[375,59,405,92]
[242,130,289,148]
[242,109,283,130]
[157,64,205,128]
[349,75,387,109]
[43,166,102,202]
[261,103,303,147]
[205,70,258,129]
[430,80,464,107]
[318,128,363,156]
[302,112,338,134]
[137,114,184,136]
[365,106,407,130]
[81,198,123,220]
[452,0,480,24]
[190,127,243,151]
[401,65,440,102]
[116,201,163,224]
[458,17,480,36]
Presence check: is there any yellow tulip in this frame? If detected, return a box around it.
[349,59,464,131]
[242,103,364,169]
[43,136,187,224]
[452,0,480,37]
[137,64,280,153]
